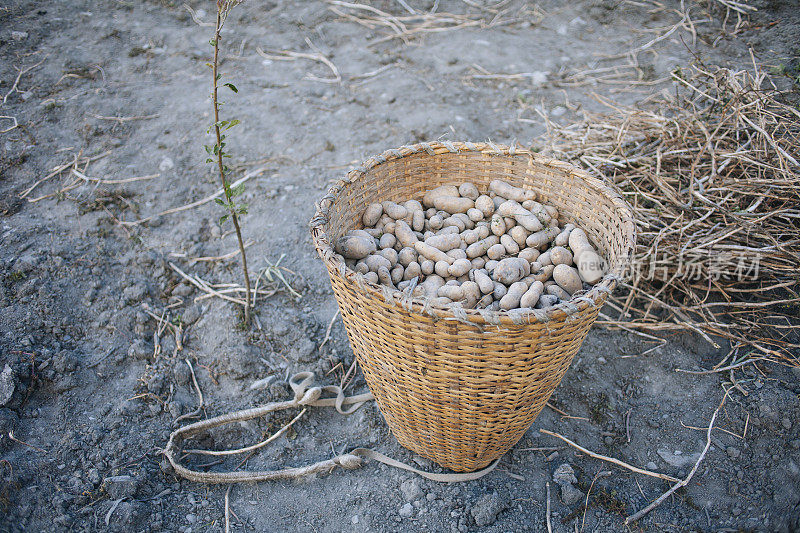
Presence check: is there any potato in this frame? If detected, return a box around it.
[423,185,459,208]
[535,294,558,309]
[448,258,472,278]
[377,248,398,266]
[477,294,494,308]
[554,223,574,247]
[415,241,454,264]
[365,253,392,273]
[526,226,561,249]
[490,214,506,237]
[434,260,450,278]
[475,224,490,240]
[487,243,506,261]
[475,195,495,217]
[379,233,396,249]
[521,200,552,224]
[576,250,605,284]
[485,259,498,273]
[472,269,494,295]
[489,179,537,203]
[549,246,573,266]
[519,280,544,308]
[462,229,479,245]
[428,214,444,230]
[553,264,582,295]
[442,215,466,232]
[364,271,379,284]
[493,282,508,300]
[461,281,481,308]
[497,200,529,218]
[362,203,383,227]
[518,247,540,263]
[467,207,484,222]
[354,260,369,274]
[383,221,396,235]
[546,284,571,301]
[500,234,520,255]
[414,275,445,298]
[404,261,422,281]
[404,199,423,212]
[493,257,530,285]
[430,296,453,307]
[499,281,527,310]
[391,264,404,285]
[568,228,594,258]
[459,182,480,200]
[363,227,382,238]
[433,196,474,214]
[412,209,425,232]
[544,205,559,219]
[538,251,552,266]
[425,233,462,252]
[466,235,500,259]
[445,248,467,261]
[420,259,434,276]
[397,247,417,267]
[514,214,544,232]
[437,225,460,236]
[534,264,555,283]
[394,220,418,248]
[509,225,530,248]
[382,201,407,220]
[336,234,376,259]
[471,257,486,270]
[438,285,464,301]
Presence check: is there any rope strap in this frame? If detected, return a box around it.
[163,372,498,484]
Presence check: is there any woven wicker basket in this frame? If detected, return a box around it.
[310,142,635,472]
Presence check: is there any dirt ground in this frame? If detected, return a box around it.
[1,0,799,531]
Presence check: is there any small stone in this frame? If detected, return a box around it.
[597,356,607,364]
[53,352,78,373]
[351,515,359,524]
[399,503,413,518]
[0,365,16,406]
[123,284,147,304]
[553,464,577,485]
[186,514,197,524]
[782,418,792,430]
[181,304,201,325]
[11,31,28,41]
[292,337,316,363]
[658,448,700,468]
[560,483,585,505]
[726,446,741,459]
[470,493,506,527]
[128,339,153,361]
[400,478,423,502]
[103,475,138,500]
[646,461,658,470]
[159,157,175,171]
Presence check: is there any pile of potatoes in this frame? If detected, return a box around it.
[332,179,607,312]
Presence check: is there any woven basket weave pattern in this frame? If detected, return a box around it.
[311,142,634,472]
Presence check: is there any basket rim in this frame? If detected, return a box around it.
[309,141,636,326]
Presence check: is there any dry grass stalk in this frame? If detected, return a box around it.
[538,60,800,366]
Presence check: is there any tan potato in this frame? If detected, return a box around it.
[535,294,558,309]
[425,233,462,252]
[568,228,594,258]
[404,199,423,212]
[381,201,407,220]
[433,196,474,214]
[438,285,464,301]
[383,221,396,235]
[553,264,582,295]
[459,182,480,200]
[419,259,433,276]
[490,214,505,237]
[515,214,544,232]
[466,235,500,259]
[471,257,486,270]
[500,234,520,255]
[428,214,444,230]
[475,195,495,217]
[412,209,425,232]
[434,260,451,278]
[544,205,559,219]
[423,185,459,208]
[518,247,540,263]
[576,250,606,284]
[497,200,529,218]
[363,271,379,284]
[493,282,508,300]
[365,253,392,272]
[485,259,498,273]
[461,281,481,308]
[448,258,472,278]
[487,243,506,261]
[467,207,484,222]
[376,265,394,288]
[430,296,453,307]
[445,248,467,261]
[477,293,494,308]
[394,220,418,248]
[534,264,555,283]
[336,235,376,259]
[362,203,384,227]
[489,179,537,203]
[549,246,574,266]
[472,269,494,295]
[519,280,544,308]
[538,250,552,266]
[509,225,530,248]
[493,257,531,285]
[526,226,561,249]
[379,233,396,250]
[554,223,574,247]
[437,225,460,236]
[414,275,445,298]
[475,223,490,240]
[442,215,466,232]
[521,200,552,224]
[415,241,454,264]
[462,229,479,245]
[363,227,382,239]
[500,281,527,310]
[354,260,369,274]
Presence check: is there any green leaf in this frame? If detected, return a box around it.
[204,144,213,153]
[223,83,238,93]
[209,39,217,46]
[219,214,229,224]
[230,183,245,198]
[238,204,248,215]
[216,73,222,81]
[206,158,214,163]
[225,119,240,129]
[214,198,226,206]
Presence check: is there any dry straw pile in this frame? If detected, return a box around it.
[539,60,800,366]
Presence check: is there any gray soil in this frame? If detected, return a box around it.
[1,0,799,531]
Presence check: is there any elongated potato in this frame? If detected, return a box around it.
[394,220,418,248]
[412,209,425,232]
[487,243,506,261]
[377,248,398,266]
[446,248,467,261]
[526,226,561,249]
[461,281,481,308]
[381,201,407,220]
[362,203,383,227]
[425,233,462,252]
[423,185,459,208]
[420,259,434,276]
[497,200,529,218]
[568,228,594,258]
[499,281,527,309]
[466,235,500,259]
[519,280,544,308]
[415,241,455,264]
[546,284,571,301]
[554,223,574,247]
[391,264,404,285]
[490,214,506,237]
[509,225,530,248]
[442,216,466,232]
[576,250,605,284]
[518,247,540,263]
[438,284,463,301]
[434,196,474,214]
[515,214,544,232]
[538,251,552,266]
[475,224,490,240]
[489,179,537,203]
[500,234,520,255]
[472,269,494,295]
[448,258,472,278]
[534,264,555,283]
[376,266,394,288]
[549,246,573,266]
[404,261,422,281]
[462,229,479,245]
